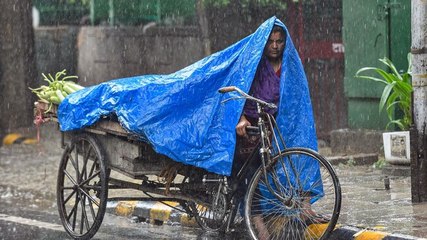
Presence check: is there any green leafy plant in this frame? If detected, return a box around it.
[356,56,412,130]
[373,158,387,169]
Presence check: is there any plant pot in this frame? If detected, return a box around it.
[382,131,410,165]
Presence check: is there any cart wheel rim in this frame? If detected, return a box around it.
[57,134,109,239]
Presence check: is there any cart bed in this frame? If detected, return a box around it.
[34,101,175,178]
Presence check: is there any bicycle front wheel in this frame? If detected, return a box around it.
[244,148,341,240]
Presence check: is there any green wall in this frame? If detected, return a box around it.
[90,0,196,25]
[343,0,410,130]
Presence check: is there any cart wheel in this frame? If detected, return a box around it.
[190,187,229,232]
[57,133,109,240]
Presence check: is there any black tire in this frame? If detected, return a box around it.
[57,133,109,240]
[244,148,341,240]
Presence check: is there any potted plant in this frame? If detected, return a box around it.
[356,55,412,165]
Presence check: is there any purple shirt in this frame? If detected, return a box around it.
[243,57,280,119]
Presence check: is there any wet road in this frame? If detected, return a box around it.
[0,141,251,239]
[1,127,427,239]
[0,184,250,240]
[334,164,427,238]
[0,203,209,239]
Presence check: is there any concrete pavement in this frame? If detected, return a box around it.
[2,124,427,239]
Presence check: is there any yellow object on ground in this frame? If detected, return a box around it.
[2,133,37,145]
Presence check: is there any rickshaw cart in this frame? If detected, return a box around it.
[34,101,223,240]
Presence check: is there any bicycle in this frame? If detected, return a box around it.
[190,86,341,240]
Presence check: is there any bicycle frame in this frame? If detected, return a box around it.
[255,102,303,207]
[223,101,304,231]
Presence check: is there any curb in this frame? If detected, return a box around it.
[328,226,423,240]
[106,200,425,240]
[106,201,197,227]
[326,153,379,166]
[2,133,38,145]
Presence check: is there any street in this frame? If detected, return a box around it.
[1,125,427,239]
[0,167,248,240]
[0,202,216,239]
[0,130,250,240]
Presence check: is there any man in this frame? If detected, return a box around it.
[236,25,285,137]
[232,26,286,240]
[234,25,326,240]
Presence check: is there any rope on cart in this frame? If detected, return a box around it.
[34,109,46,143]
[158,162,183,195]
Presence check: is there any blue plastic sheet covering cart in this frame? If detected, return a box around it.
[58,16,318,179]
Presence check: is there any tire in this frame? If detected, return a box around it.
[57,133,109,240]
[244,148,341,240]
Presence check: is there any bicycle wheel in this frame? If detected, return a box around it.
[244,147,341,240]
[190,186,229,232]
[57,133,109,240]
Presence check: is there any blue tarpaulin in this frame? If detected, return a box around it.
[58,16,319,179]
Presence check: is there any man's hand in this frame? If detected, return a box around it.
[236,115,251,137]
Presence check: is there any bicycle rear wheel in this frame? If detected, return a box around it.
[188,179,230,232]
[244,148,341,240]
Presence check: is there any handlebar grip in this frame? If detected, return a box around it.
[246,126,260,136]
[218,86,236,93]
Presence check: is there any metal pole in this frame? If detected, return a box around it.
[157,0,161,22]
[90,0,95,26]
[410,0,427,202]
[109,0,115,26]
[196,0,211,56]
[297,0,304,61]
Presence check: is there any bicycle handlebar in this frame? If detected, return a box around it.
[218,86,277,109]
[218,86,236,93]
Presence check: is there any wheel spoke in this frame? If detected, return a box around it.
[81,146,93,182]
[88,195,97,221]
[78,186,100,208]
[67,147,81,186]
[79,194,90,234]
[63,169,79,186]
[79,170,101,187]
[63,187,77,205]
[70,193,80,231]
[74,143,80,181]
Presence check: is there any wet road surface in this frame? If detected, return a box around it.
[1,128,427,239]
[0,184,250,240]
[0,141,251,239]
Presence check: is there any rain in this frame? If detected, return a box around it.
[1,0,427,239]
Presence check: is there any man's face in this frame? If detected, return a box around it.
[264,31,285,61]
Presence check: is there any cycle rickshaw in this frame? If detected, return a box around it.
[34,86,341,240]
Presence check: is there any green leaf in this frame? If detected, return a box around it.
[386,120,405,131]
[379,57,402,80]
[355,74,388,85]
[356,56,413,130]
[379,83,394,113]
